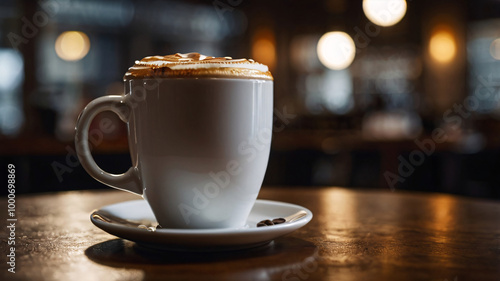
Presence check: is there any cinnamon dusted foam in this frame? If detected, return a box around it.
[124,53,273,80]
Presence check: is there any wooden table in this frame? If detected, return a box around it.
[1,187,499,281]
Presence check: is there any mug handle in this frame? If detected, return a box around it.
[74,95,142,195]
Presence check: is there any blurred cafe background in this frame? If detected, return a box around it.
[1,0,500,199]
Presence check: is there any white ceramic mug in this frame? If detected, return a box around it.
[75,54,273,229]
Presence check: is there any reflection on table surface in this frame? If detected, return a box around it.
[1,186,499,281]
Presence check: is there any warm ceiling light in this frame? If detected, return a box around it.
[429,29,456,64]
[490,38,500,60]
[55,31,90,61]
[317,31,356,70]
[363,0,407,27]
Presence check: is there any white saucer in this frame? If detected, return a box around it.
[90,199,313,251]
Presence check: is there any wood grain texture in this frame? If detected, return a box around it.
[1,187,499,281]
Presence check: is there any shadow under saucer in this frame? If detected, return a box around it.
[85,237,320,280]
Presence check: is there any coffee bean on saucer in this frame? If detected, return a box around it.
[257,219,276,227]
[264,219,274,226]
[272,218,286,224]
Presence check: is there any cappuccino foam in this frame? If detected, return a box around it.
[124,53,273,80]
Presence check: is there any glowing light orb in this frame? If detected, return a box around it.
[252,38,276,69]
[55,31,90,61]
[429,29,456,63]
[363,0,407,27]
[317,31,356,70]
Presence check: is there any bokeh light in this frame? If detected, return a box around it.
[363,0,407,27]
[490,38,500,60]
[429,29,456,63]
[0,49,23,91]
[317,31,356,70]
[252,28,276,69]
[55,31,90,61]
